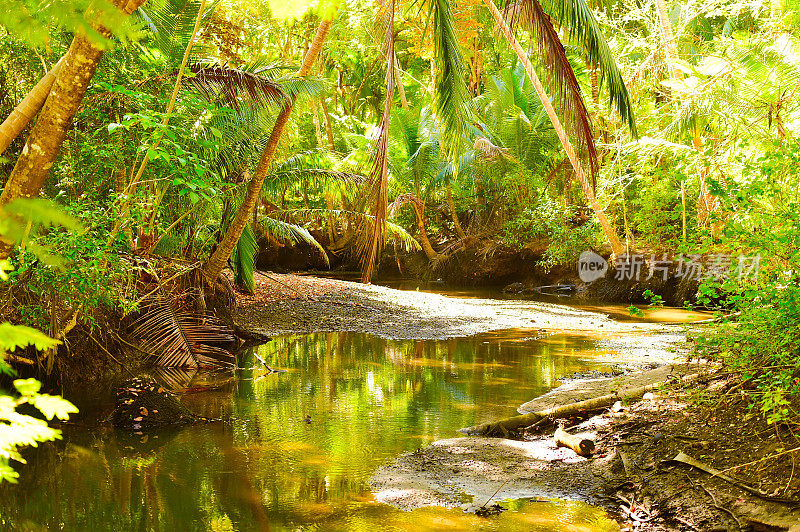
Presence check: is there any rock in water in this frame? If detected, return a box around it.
[111,376,206,431]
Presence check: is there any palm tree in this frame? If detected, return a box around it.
[482,0,634,255]
[203,0,341,282]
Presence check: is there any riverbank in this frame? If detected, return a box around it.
[371,364,800,531]
[232,273,800,531]
[234,272,689,366]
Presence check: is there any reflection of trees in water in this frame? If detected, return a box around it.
[1,331,611,530]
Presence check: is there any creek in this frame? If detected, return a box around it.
[0,292,706,531]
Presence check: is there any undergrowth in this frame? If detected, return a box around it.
[696,282,800,426]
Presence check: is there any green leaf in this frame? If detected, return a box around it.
[0,461,19,484]
[231,223,258,293]
[3,198,84,234]
[31,395,78,421]
[13,378,41,396]
[0,260,13,281]
[0,323,59,353]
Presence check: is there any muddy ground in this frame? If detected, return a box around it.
[371,366,800,531]
[234,272,800,531]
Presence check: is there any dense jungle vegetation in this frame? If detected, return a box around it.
[0,0,798,484]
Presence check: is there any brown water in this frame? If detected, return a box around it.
[0,330,631,531]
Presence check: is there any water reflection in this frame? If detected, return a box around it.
[0,331,619,531]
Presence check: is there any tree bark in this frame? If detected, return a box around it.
[655,0,682,81]
[394,53,408,109]
[446,182,466,240]
[554,425,595,456]
[0,0,146,258]
[409,201,439,261]
[0,58,63,155]
[203,10,338,282]
[312,100,325,148]
[320,97,336,151]
[482,0,625,256]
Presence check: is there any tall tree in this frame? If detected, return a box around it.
[482,0,627,255]
[0,0,147,258]
[0,58,63,155]
[203,1,340,282]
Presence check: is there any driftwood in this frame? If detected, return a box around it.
[554,425,595,456]
[669,451,798,505]
[459,373,701,437]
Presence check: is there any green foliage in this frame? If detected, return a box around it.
[0,0,140,49]
[0,200,78,484]
[232,223,258,293]
[501,198,601,267]
[0,376,78,483]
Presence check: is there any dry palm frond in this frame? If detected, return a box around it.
[502,0,598,186]
[129,289,235,368]
[388,193,425,218]
[183,62,288,111]
[473,136,519,163]
[356,0,396,283]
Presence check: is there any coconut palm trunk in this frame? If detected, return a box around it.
[446,182,466,240]
[482,0,624,255]
[320,97,336,151]
[655,0,682,81]
[0,58,63,155]
[0,0,146,259]
[410,202,439,261]
[203,5,339,281]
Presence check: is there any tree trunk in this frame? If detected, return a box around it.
[394,53,408,109]
[459,373,700,437]
[312,100,325,148]
[203,11,338,282]
[410,202,439,261]
[0,58,63,155]
[0,0,146,258]
[320,97,336,151]
[655,0,682,81]
[482,0,624,255]
[446,182,466,240]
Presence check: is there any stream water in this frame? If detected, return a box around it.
[0,298,704,531]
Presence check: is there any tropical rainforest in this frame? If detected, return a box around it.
[0,0,799,528]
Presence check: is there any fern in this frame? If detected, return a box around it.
[231,223,258,293]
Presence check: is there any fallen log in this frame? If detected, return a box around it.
[554,425,595,456]
[459,373,701,437]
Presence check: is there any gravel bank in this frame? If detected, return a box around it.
[234,272,687,363]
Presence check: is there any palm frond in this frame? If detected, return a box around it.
[138,0,217,65]
[504,0,599,185]
[428,0,475,162]
[388,193,425,218]
[535,0,635,134]
[356,0,396,283]
[129,289,235,368]
[231,222,258,293]
[183,62,288,111]
[282,208,422,252]
[263,150,366,193]
[260,216,329,266]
